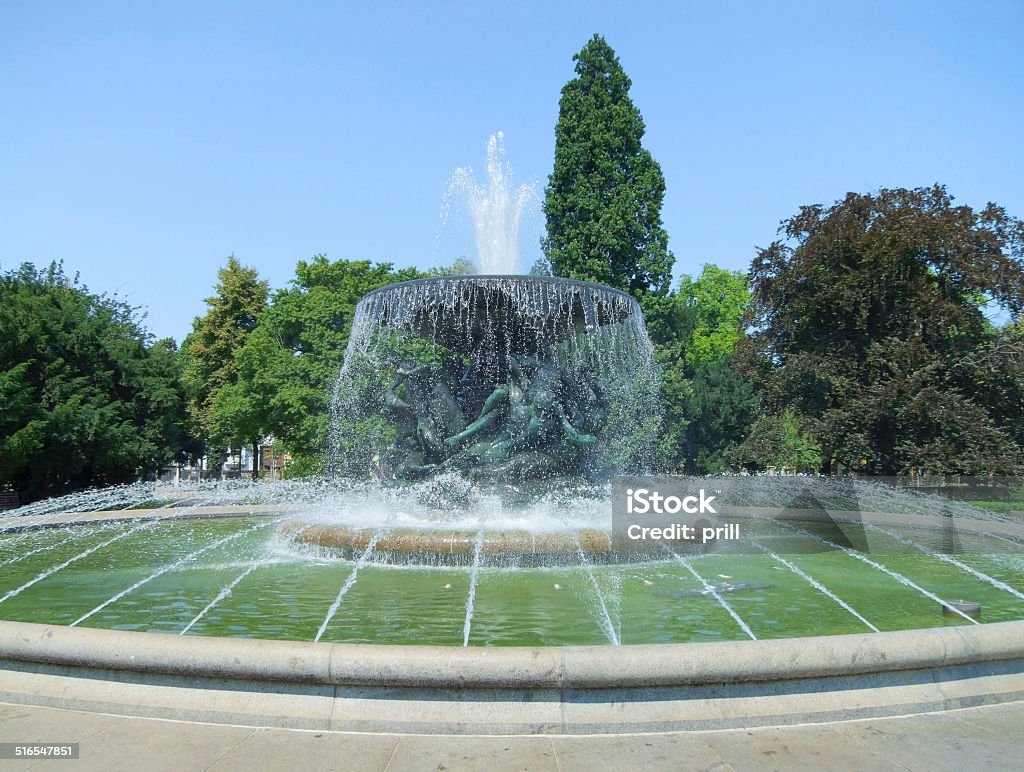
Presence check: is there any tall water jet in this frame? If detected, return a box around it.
[444,132,538,275]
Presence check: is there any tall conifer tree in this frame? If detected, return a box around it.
[543,34,673,297]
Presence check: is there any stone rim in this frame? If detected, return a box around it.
[2,617,1024,689]
[358,274,640,306]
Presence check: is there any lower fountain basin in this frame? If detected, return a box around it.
[3,499,1024,645]
[4,482,1024,734]
[279,520,615,566]
[3,617,1024,734]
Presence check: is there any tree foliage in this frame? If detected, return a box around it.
[653,266,758,472]
[181,256,269,475]
[543,34,673,297]
[676,265,751,371]
[227,256,424,473]
[679,267,760,472]
[685,355,761,473]
[428,256,475,276]
[0,262,189,501]
[742,185,1024,474]
[729,409,821,473]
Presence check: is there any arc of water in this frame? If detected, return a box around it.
[0,515,175,605]
[751,540,879,632]
[572,532,620,646]
[70,520,274,627]
[313,527,386,643]
[773,520,980,625]
[0,524,117,570]
[462,530,485,647]
[974,529,1024,551]
[865,523,1024,603]
[0,529,44,552]
[4,483,154,523]
[180,562,260,635]
[663,548,757,640]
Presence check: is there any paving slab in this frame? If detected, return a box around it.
[1,701,1022,772]
[950,698,1024,738]
[551,732,730,771]
[0,703,125,772]
[21,717,253,772]
[832,709,1023,771]
[205,727,398,772]
[0,702,124,743]
[699,724,908,771]
[386,736,558,772]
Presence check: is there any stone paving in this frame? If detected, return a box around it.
[1,700,1022,771]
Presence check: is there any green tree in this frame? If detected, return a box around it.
[0,262,189,501]
[729,409,822,474]
[181,256,269,478]
[650,265,758,472]
[543,34,682,471]
[543,34,673,297]
[742,185,1024,475]
[228,255,424,474]
[676,265,751,371]
[959,323,1024,449]
[685,355,760,473]
[677,266,759,472]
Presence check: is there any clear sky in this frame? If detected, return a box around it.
[3,1,1022,344]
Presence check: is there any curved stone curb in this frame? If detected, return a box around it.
[3,620,1024,733]
[2,619,1024,689]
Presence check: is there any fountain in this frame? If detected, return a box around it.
[2,136,1024,734]
[4,476,1024,644]
[304,133,660,563]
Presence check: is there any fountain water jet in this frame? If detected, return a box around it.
[443,132,539,275]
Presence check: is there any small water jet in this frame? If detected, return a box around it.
[942,599,982,617]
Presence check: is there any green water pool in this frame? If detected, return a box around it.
[1,515,1022,645]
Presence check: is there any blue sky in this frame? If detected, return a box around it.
[3,1,1022,344]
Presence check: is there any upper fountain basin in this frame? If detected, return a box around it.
[355,275,640,356]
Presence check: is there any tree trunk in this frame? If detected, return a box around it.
[819,445,833,477]
[251,439,261,481]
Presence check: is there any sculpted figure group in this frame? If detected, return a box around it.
[384,354,609,483]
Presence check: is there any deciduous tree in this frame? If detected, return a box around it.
[0,262,189,500]
[181,256,269,477]
[227,255,424,473]
[742,185,1024,474]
